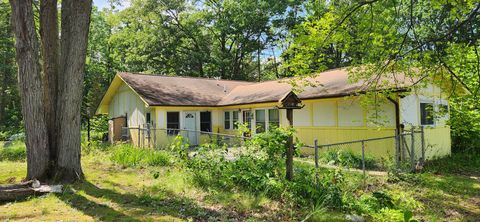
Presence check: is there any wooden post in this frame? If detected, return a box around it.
[314,139,319,168]
[277,91,303,181]
[286,108,294,181]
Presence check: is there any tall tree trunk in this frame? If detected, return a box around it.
[9,0,50,180]
[55,0,92,182]
[39,0,59,175]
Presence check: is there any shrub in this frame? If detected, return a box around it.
[110,144,172,168]
[346,190,421,222]
[184,127,347,209]
[321,149,378,169]
[0,142,26,161]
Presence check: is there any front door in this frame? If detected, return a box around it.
[183,112,197,145]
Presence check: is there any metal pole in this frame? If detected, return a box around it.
[147,123,151,148]
[361,141,366,178]
[314,139,319,168]
[411,127,415,172]
[137,125,140,147]
[421,126,425,161]
[401,130,406,161]
[394,129,399,167]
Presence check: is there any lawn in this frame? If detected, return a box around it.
[0,143,479,221]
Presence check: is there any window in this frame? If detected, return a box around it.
[255,110,266,133]
[200,111,211,132]
[224,111,231,130]
[233,111,239,129]
[268,109,279,129]
[146,112,151,124]
[243,110,252,129]
[420,103,434,125]
[167,112,180,135]
[439,104,449,114]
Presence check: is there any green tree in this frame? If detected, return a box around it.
[0,1,21,139]
[283,0,480,151]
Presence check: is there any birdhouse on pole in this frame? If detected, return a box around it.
[277,91,303,181]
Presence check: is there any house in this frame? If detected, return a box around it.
[96,68,454,159]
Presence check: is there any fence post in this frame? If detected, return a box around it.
[314,139,319,169]
[421,126,425,161]
[394,129,400,167]
[137,125,140,147]
[411,127,415,172]
[361,141,366,178]
[401,130,406,162]
[147,123,151,148]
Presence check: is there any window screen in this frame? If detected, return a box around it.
[167,112,180,135]
[268,109,279,129]
[200,111,211,132]
[233,111,239,129]
[420,103,434,125]
[255,110,266,133]
[224,111,231,130]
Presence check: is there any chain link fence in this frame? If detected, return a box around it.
[120,124,249,149]
[301,126,427,174]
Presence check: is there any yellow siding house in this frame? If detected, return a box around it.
[96,69,453,160]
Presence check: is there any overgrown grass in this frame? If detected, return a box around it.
[0,141,26,161]
[423,151,480,175]
[0,135,478,221]
[110,144,172,167]
[320,149,380,170]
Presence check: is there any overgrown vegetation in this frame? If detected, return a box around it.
[1,134,479,221]
[0,141,26,161]
[423,151,480,175]
[169,128,431,221]
[320,149,380,170]
[110,144,172,168]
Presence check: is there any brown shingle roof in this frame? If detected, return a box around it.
[118,69,416,107]
[118,72,253,106]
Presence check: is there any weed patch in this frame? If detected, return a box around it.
[110,144,172,168]
[0,142,26,161]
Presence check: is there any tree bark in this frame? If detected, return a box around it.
[56,0,92,182]
[39,0,59,175]
[9,0,49,180]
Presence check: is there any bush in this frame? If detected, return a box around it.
[321,149,378,169]
[346,189,422,222]
[0,142,26,161]
[110,144,172,168]
[183,127,346,208]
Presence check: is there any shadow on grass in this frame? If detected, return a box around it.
[56,180,225,221]
[410,173,480,220]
